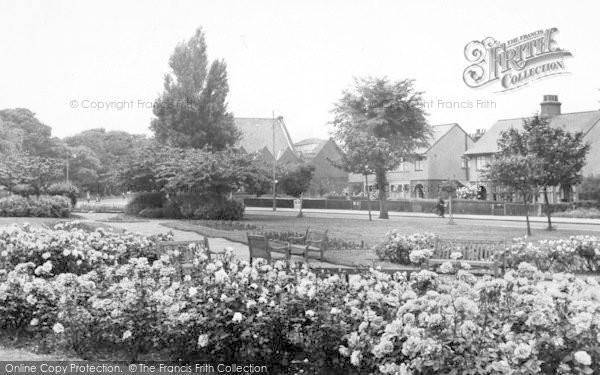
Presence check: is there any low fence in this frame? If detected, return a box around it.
[244,197,543,217]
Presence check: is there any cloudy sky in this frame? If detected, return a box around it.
[1,0,598,142]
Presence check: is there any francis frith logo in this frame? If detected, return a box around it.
[463,28,572,92]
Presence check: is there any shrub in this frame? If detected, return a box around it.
[125,192,166,216]
[506,236,600,273]
[46,182,79,207]
[0,195,70,217]
[193,199,244,220]
[12,184,34,197]
[161,199,182,219]
[375,231,436,264]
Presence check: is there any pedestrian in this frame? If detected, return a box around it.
[436,197,445,218]
[86,191,90,203]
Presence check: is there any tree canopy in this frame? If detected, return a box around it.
[332,77,431,218]
[150,28,239,150]
[490,115,589,231]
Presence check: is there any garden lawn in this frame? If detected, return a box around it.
[160,213,597,268]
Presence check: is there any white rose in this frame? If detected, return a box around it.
[574,351,592,366]
[232,312,244,323]
[52,323,65,334]
[197,334,209,348]
[122,330,132,340]
[188,287,198,298]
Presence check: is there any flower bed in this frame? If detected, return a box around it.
[0,195,71,217]
[0,224,599,373]
[507,236,600,274]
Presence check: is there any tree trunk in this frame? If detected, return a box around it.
[524,194,532,236]
[297,193,304,218]
[543,186,553,231]
[376,167,388,219]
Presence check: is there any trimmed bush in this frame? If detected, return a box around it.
[12,184,35,197]
[0,195,70,217]
[125,191,166,216]
[46,182,79,207]
[193,199,244,220]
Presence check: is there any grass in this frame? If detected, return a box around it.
[161,212,596,268]
[554,208,600,219]
[175,213,594,246]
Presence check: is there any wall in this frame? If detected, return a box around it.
[427,126,472,181]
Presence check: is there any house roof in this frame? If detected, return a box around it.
[416,123,464,154]
[234,117,297,159]
[464,110,600,155]
[294,138,328,159]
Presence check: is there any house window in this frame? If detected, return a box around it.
[414,158,423,171]
[475,156,489,171]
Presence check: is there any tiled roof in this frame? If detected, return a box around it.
[465,110,600,155]
[294,138,328,159]
[415,123,461,154]
[234,117,297,159]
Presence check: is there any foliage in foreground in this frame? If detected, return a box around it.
[0,224,598,374]
[0,195,71,218]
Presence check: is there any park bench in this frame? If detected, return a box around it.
[426,238,506,276]
[156,237,226,279]
[247,233,291,263]
[289,228,328,260]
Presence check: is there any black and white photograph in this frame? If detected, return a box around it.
[0,1,599,374]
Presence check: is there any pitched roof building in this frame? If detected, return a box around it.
[349,123,474,199]
[234,117,298,162]
[294,138,348,195]
[464,95,600,201]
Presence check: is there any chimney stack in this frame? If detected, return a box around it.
[540,95,561,117]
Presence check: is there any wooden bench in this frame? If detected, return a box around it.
[156,238,227,279]
[247,233,291,263]
[289,228,328,260]
[426,238,506,276]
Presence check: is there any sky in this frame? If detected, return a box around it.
[0,0,599,143]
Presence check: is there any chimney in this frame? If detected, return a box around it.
[540,95,561,117]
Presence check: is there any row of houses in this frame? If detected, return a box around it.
[235,95,600,202]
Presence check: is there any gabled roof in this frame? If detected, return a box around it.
[416,123,467,154]
[294,138,329,159]
[234,117,297,159]
[464,110,600,155]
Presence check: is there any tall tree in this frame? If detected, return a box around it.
[332,78,431,218]
[150,28,239,150]
[485,155,542,236]
[493,115,589,230]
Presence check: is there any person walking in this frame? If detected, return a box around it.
[86,191,90,203]
[436,197,445,218]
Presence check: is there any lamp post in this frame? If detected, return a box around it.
[365,166,372,221]
[272,111,277,211]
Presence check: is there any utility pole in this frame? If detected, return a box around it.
[365,170,372,221]
[272,111,277,211]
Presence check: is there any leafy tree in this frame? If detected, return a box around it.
[243,159,272,197]
[493,115,589,230]
[278,163,315,217]
[150,27,239,150]
[0,152,63,195]
[485,154,543,236]
[0,108,66,158]
[332,77,431,219]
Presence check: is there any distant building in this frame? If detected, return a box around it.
[464,95,600,202]
[348,124,474,199]
[294,138,349,195]
[234,117,299,163]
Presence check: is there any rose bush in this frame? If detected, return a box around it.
[507,236,600,274]
[375,231,436,264]
[0,224,599,374]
